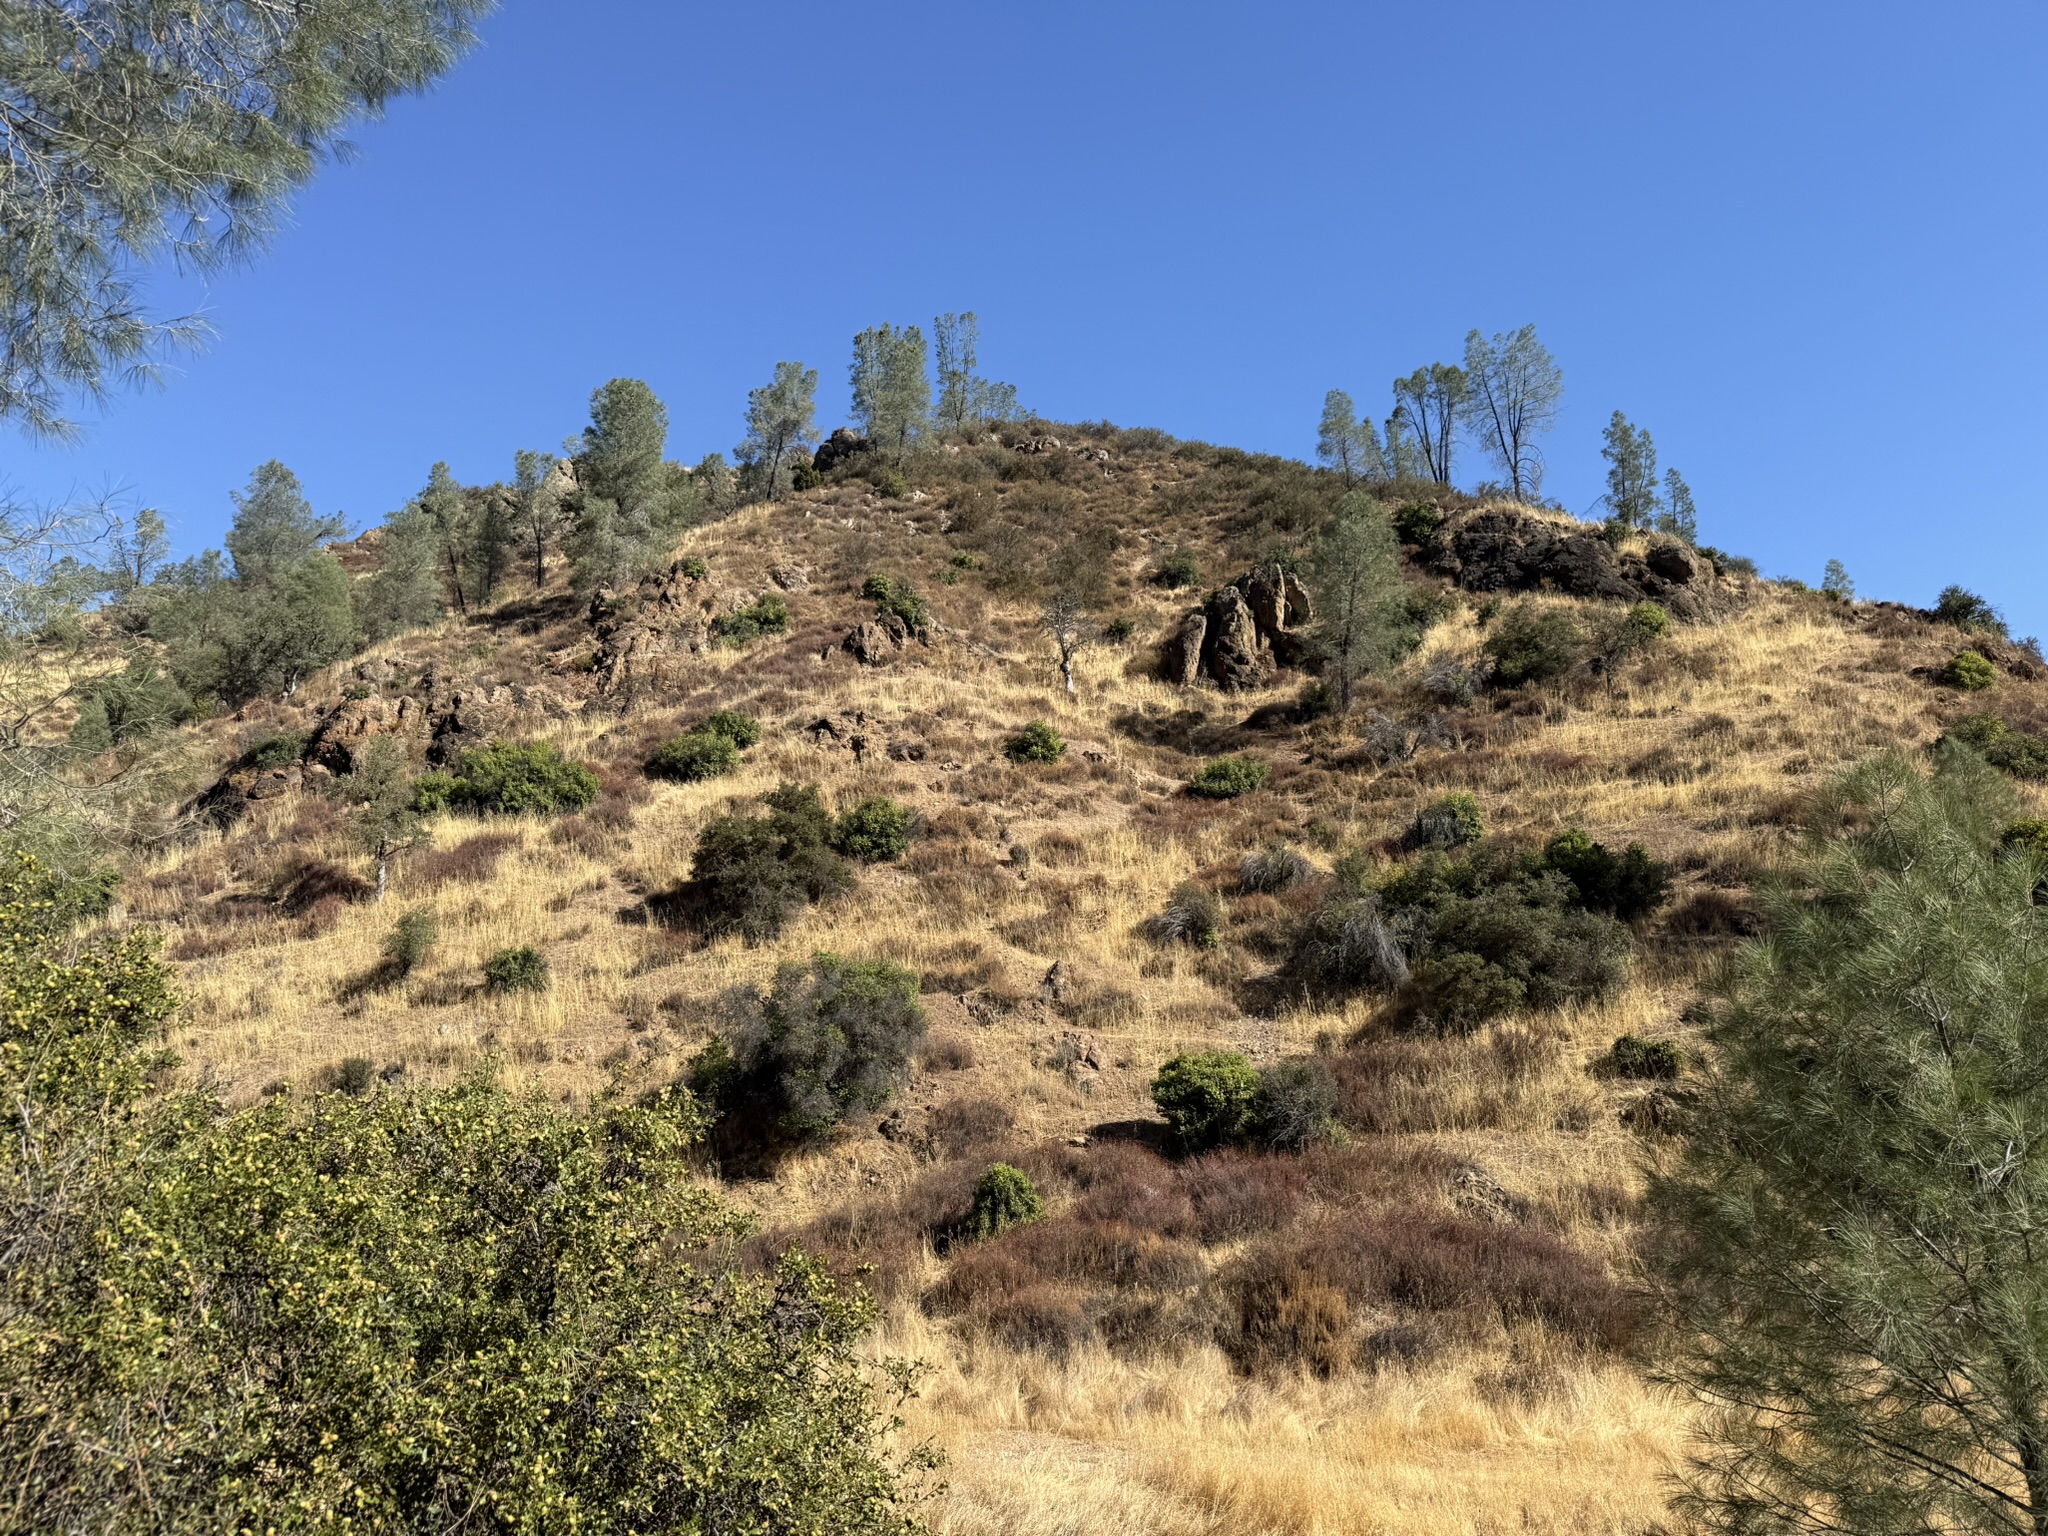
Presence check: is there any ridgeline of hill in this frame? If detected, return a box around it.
[54,422,2048,1534]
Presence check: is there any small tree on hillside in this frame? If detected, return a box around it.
[512,449,568,588]
[224,461,344,587]
[348,737,423,900]
[1658,467,1699,544]
[1317,389,1388,486]
[567,378,687,589]
[1392,362,1468,485]
[1384,404,1428,482]
[359,501,444,640]
[932,312,1021,433]
[1463,324,1562,500]
[1655,748,2048,1536]
[1308,491,1407,713]
[417,463,483,616]
[1822,559,1855,601]
[849,324,930,461]
[736,361,820,501]
[103,507,171,597]
[1601,412,1661,530]
[1041,587,1094,697]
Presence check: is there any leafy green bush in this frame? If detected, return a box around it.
[968,1163,1044,1240]
[1410,791,1483,848]
[422,741,600,816]
[67,660,194,751]
[679,555,709,579]
[246,731,307,769]
[1251,1058,1340,1151]
[862,574,932,634]
[832,796,914,863]
[1146,881,1224,948]
[1152,1050,1262,1154]
[1154,546,1201,589]
[790,461,824,492]
[1006,720,1066,763]
[1103,617,1136,643]
[709,953,928,1140]
[1609,1034,1682,1080]
[1946,715,2048,779]
[1187,755,1268,799]
[0,853,923,1536]
[687,783,855,942]
[336,1055,377,1097]
[876,469,910,500]
[703,709,761,748]
[1541,829,1673,921]
[381,909,438,976]
[482,945,549,994]
[1482,604,1585,687]
[647,730,740,783]
[713,593,791,646]
[2002,819,2048,857]
[1939,650,1997,691]
[1393,502,1444,544]
[1933,584,2007,636]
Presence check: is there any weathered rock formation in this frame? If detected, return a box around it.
[1199,586,1268,691]
[1419,508,1735,622]
[1161,611,1207,686]
[306,662,569,773]
[587,558,770,695]
[812,428,869,474]
[1162,565,1315,690]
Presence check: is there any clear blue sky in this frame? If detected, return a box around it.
[11,1,2046,631]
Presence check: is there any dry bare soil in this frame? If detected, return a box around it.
[103,432,2046,1534]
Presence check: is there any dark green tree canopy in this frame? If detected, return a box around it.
[0,0,494,439]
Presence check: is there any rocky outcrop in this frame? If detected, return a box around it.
[1200,586,1268,691]
[812,428,869,474]
[1419,508,1735,622]
[1243,564,1315,666]
[588,558,769,695]
[1161,612,1207,686]
[844,618,901,666]
[305,663,569,773]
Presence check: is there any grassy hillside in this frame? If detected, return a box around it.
[97,425,2047,1535]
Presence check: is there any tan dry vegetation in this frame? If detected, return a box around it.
[95,441,2048,1534]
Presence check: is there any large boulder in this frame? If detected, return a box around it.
[587,558,766,695]
[1161,612,1207,687]
[813,428,869,474]
[1200,587,1268,691]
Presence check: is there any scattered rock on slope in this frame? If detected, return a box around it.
[1419,507,1735,622]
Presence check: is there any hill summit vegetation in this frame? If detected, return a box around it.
[6,305,2048,1536]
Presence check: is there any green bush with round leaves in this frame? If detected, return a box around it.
[1006,721,1066,764]
[967,1163,1045,1240]
[1187,755,1268,799]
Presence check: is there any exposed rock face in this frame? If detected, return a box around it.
[587,558,768,695]
[1162,612,1207,687]
[305,663,570,774]
[1420,510,1734,622]
[1243,564,1315,666]
[813,428,869,474]
[1200,586,1268,691]
[844,619,900,666]
[769,563,810,592]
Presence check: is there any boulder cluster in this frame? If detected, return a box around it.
[1161,566,1315,691]
[1418,508,1732,622]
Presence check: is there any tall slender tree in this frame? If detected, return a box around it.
[0,0,493,439]
[737,362,821,500]
[512,449,567,588]
[1308,491,1408,714]
[932,312,1021,432]
[359,502,444,641]
[1463,325,1563,500]
[1658,467,1699,544]
[103,508,171,596]
[849,325,931,460]
[223,462,343,588]
[1601,412,1662,529]
[1392,363,1468,485]
[1317,390,1388,485]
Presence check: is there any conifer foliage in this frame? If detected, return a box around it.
[1657,748,2048,1536]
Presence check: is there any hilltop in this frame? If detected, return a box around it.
[83,422,2048,1535]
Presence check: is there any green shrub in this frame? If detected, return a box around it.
[1103,617,1136,644]
[791,461,824,492]
[1939,650,1997,691]
[1609,1034,1682,1080]
[430,741,600,817]
[967,1163,1044,1240]
[679,555,709,579]
[1482,604,1585,687]
[246,731,307,769]
[832,796,914,862]
[1146,881,1224,948]
[1933,584,2007,637]
[1946,715,2048,779]
[703,709,761,748]
[1187,755,1268,799]
[710,953,928,1140]
[1393,502,1444,544]
[1295,679,1337,719]
[482,945,549,994]
[336,1056,377,1097]
[1006,720,1066,763]
[2002,819,2048,857]
[1251,1058,1340,1152]
[862,574,932,634]
[647,730,739,783]
[1541,829,1673,921]
[714,593,791,646]
[1154,546,1201,589]
[1152,1050,1262,1154]
[687,784,855,942]
[381,909,438,976]
[1410,791,1483,848]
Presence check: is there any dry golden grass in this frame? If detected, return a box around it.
[99,469,2048,1535]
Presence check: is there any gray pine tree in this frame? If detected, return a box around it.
[1463,325,1562,500]
[737,362,820,500]
[1601,412,1662,530]
[849,325,931,461]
